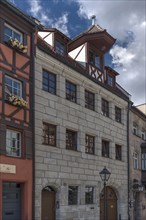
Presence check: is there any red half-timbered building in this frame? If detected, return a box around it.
[0,1,37,219]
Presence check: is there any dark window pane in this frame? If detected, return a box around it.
[66,81,76,103]
[43,123,56,146]
[42,70,56,94]
[85,186,94,204]
[115,144,122,160]
[68,186,78,205]
[66,130,77,151]
[102,98,109,117]
[85,90,95,110]
[115,106,121,123]
[85,135,94,154]
[102,140,109,158]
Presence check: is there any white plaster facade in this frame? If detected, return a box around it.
[34,46,129,220]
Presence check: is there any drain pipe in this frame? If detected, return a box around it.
[127,101,132,220]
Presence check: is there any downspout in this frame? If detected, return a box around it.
[31,28,36,220]
[127,100,131,220]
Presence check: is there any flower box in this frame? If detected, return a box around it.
[8,94,28,107]
[7,38,27,53]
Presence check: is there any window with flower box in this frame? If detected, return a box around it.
[115,106,122,123]
[101,98,109,117]
[68,186,78,205]
[85,90,95,110]
[115,144,122,160]
[102,140,109,158]
[4,23,23,43]
[5,75,22,99]
[85,186,94,204]
[85,134,94,154]
[43,123,56,146]
[6,129,21,157]
[42,70,56,94]
[66,80,77,103]
[66,129,77,151]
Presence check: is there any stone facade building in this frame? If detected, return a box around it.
[34,25,130,220]
[129,106,146,220]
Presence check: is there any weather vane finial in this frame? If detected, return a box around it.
[91,15,96,25]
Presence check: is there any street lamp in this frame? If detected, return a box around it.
[99,167,111,220]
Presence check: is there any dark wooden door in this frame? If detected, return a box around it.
[100,186,117,220]
[41,190,55,220]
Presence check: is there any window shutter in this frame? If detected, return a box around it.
[0,124,6,154]
[24,130,32,159]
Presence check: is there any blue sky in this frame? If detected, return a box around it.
[9,0,146,105]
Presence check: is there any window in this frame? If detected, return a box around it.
[68,186,78,205]
[115,106,121,123]
[85,90,95,110]
[107,75,114,87]
[4,23,22,43]
[66,81,76,103]
[66,129,77,151]
[55,40,65,56]
[142,153,146,170]
[5,76,22,99]
[141,130,146,140]
[115,144,122,160]
[85,186,94,204]
[133,123,138,135]
[89,51,101,69]
[133,152,138,169]
[6,129,21,157]
[42,70,56,94]
[43,123,56,146]
[101,98,109,117]
[85,134,94,154]
[102,140,109,158]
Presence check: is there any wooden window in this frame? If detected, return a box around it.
[142,153,146,170]
[133,152,138,169]
[89,51,101,69]
[68,186,78,205]
[6,129,21,157]
[85,134,94,154]
[107,74,114,87]
[66,129,77,151]
[102,140,109,158]
[115,144,122,160]
[85,186,94,204]
[55,40,65,56]
[66,80,76,103]
[5,76,22,99]
[101,98,109,117]
[115,106,122,123]
[4,23,23,43]
[43,123,56,146]
[42,70,56,94]
[85,90,95,110]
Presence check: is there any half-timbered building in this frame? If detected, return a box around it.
[0,1,37,219]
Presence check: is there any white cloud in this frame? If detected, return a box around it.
[27,0,69,35]
[76,0,146,105]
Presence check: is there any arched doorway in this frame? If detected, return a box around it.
[41,186,56,220]
[100,186,117,220]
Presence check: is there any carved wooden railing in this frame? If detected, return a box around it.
[86,63,105,83]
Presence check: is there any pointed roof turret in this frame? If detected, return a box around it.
[68,23,116,54]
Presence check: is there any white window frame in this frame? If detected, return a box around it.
[133,152,138,169]
[5,75,22,98]
[6,129,21,157]
[4,23,23,43]
[142,153,146,170]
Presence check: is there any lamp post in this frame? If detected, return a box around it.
[99,167,111,220]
